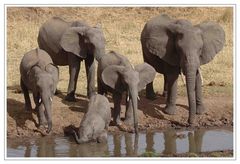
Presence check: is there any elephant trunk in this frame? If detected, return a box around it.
[129,86,138,134]
[185,66,197,124]
[42,95,52,133]
[94,47,105,62]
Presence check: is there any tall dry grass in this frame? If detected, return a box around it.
[7,7,233,96]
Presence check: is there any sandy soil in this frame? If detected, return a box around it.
[6,86,233,138]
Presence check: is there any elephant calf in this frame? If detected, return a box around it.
[97,51,156,133]
[72,94,111,144]
[20,48,59,133]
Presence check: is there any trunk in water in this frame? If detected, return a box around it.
[42,96,52,133]
[129,88,138,134]
[185,68,197,124]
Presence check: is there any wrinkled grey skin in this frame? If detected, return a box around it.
[38,17,106,101]
[72,94,111,144]
[20,48,59,133]
[97,51,156,133]
[141,14,225,124]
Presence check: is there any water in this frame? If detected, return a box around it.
[7,128,233,157]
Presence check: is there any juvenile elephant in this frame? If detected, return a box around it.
[72,94,111,144]
[97,51,156,133]
[38,17,106,101]
[141,14,225,124]
[20,48,59,133]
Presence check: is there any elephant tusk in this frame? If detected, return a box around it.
[127,95,130,102]
[50,97,53,102]
[137,96,140,101]
[39,98,42,104]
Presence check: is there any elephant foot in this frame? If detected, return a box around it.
[188,114,196,125]
[146,92,157,101]
[124,118,134,126]
[196,104,206,115]
[112,118,122,126]
[164,105,176,115]
[118,123,134,133]
[65,94,76,102]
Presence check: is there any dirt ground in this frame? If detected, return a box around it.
[6,86,233,138]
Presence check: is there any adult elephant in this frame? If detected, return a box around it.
[38,17,106,101]
[97,51,156,133]
[141,14,225,124]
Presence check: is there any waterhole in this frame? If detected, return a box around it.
[7,128,233,157]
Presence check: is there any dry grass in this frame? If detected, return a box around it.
[7,7,233,96]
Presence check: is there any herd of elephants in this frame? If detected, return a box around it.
[19,14,225,144]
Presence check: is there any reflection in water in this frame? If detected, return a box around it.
[163,130,177,155]
[7,129,233,157]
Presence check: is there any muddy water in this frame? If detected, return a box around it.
[7,128,233,157]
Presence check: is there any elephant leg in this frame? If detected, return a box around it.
[196,70,205,114]
[113,93,122,125]
[163,74,168,97]
[97,77,106,95]
[20,78,32,111]
[65,53,81,102]
[33,92,40,112]
[164,73,178,115]
[85,54,95,98]
[146,82,157,100]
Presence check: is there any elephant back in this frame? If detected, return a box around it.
[141,14,180,66]
[38,17,70,55]
[98,51,132,74]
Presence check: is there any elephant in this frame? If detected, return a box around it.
[20,48,59,133]
[97,51,156,133]
[140,14,225,124]
[71,94,111,144]
[38,17,106,101]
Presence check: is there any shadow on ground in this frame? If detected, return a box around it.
[7,98,38,129]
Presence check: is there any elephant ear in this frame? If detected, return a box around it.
[144,21,180,66]
[195,22,225,65]
[45,63,59,88]
[60,26,89,58]
[101,65,125,89]
[134,63,156,92]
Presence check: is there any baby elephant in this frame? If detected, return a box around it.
[20,48,59,133]
[72,94,111,144]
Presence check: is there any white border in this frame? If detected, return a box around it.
[1,1,238,163]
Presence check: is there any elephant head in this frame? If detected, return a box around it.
[28,65,58,133]
[101,63,156,133]
[60,25,106,61]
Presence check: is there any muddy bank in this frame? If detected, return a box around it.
[7,88,233,138]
